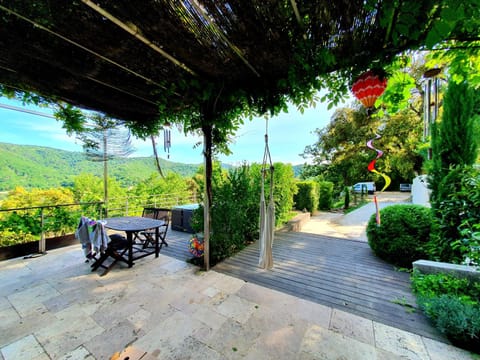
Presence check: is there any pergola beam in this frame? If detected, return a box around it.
[188,0,260,78]
[0,4,165,89]
[81,0,197,76]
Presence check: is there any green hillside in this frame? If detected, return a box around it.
[0,143,201,191]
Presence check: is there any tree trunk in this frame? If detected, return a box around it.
[202,124,213,271]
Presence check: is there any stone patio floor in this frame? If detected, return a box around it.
[0,244,476,359]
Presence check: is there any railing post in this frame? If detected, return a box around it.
[39,208,46,254]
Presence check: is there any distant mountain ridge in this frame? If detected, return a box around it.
[0,143,304,191]
[0,142,201,191]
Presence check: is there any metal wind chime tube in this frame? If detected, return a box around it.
[164,125,171,159]
[423,68,441,159]
[423,79,431,142]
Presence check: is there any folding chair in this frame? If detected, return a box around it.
[134,207,170,250]
[132,207,156,244]
[90,234,129,276]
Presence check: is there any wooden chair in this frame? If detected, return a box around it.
[134,207,170,250]
[90,234,129,276]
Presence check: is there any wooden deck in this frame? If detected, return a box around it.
[162,228,444,342]
[159,228,193,262]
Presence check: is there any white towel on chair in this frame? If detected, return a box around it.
[92,220,109,253]
[75,216,92,257]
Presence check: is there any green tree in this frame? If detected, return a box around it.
[301,105,423,192]
[71,173,126,216]
[0,187,75,209]
[0,187,78,237]
[429,79,478,211]
[131,171,196,209]
[301,107,374,190]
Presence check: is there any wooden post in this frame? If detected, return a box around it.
[39,208,46,254]
[202,124,213,271]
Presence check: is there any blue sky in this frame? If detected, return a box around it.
[0,95,345,165]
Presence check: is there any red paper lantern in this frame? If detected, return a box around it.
[351,70,387,108]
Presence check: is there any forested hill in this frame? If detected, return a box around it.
[0,142,201,191]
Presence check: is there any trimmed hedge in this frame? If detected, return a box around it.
[366,204,432,268]
[318,181,333,210]
[294,180,318,213]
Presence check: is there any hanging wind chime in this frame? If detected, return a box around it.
[351,70,389,225]
[163,123,171,159]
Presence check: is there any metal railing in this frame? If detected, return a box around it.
[0,192,199,255]
[0,201,103,254]
[107,192,198,217]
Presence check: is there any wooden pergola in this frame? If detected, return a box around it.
[0,0,473,269]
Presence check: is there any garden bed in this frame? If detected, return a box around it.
[411,263,480,353]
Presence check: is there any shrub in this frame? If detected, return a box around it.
[424,295,480,350]
[318,181,333,210]
[0,229,36,247]
[366,204,432,267]
[267,163,298,226]
[428,166,480,264]
[411,270,480,352]
[411,270,480,302]
[294,181,318,213]
[191,162,297,264]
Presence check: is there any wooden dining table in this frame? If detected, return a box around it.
[103,216,166,267]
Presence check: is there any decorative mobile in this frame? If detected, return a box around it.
[366,134,391,192]
[352,70,389,225]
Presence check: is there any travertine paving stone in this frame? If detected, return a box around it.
[330,308,375,346]
[58,346,95,360]
[7,282,60,317]
[1,335,48,360]
[300,324,378,359]
[374,322,430,360]
[422,337,476,360]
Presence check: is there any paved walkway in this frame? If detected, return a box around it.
[0,245,475,359]
[301,192,412,241]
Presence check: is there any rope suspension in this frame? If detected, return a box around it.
[259,119,275,270]
[262,121,274,186]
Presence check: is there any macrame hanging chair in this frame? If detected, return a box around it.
[259,121,275,270]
